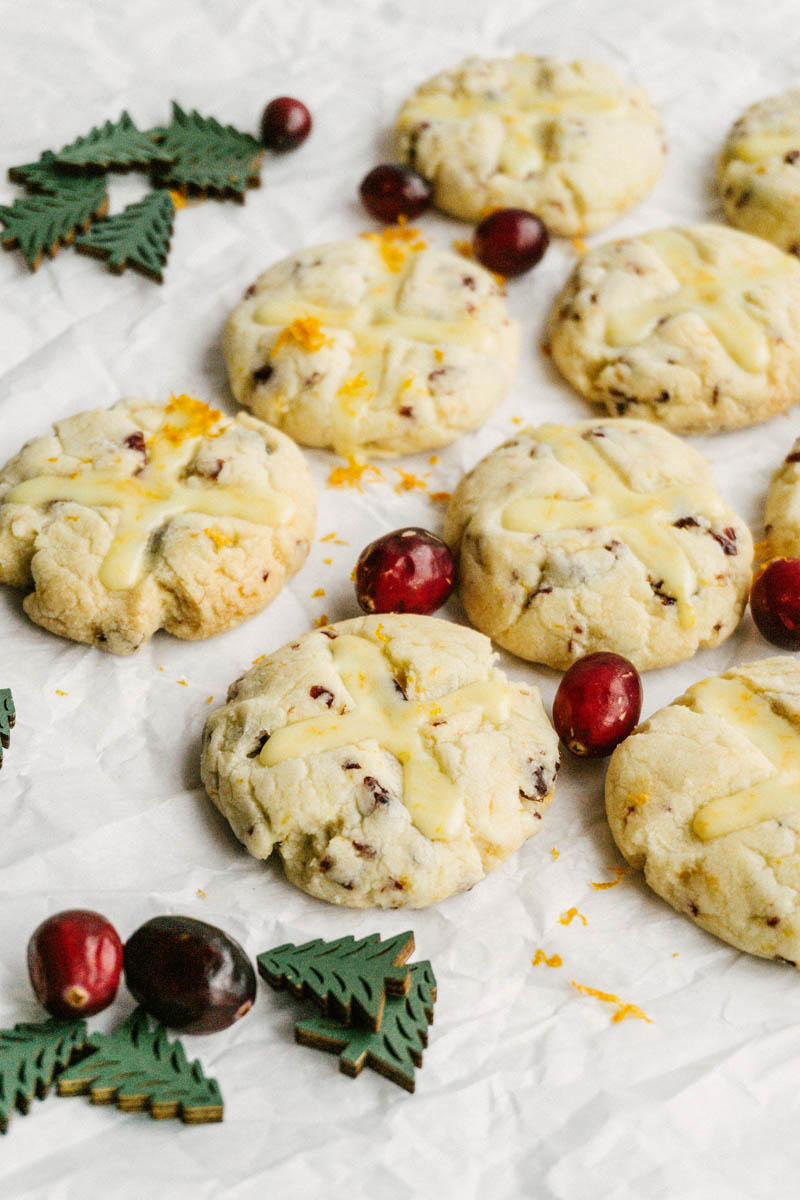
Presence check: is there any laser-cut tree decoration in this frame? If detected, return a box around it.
[0,1019,87,1133]
[75,190,176,281]
[0,689,15,768]
[55,111,175,172]
[295,960,437,1093]
[150,102,263,200]
[258,931,414,1032]
[0,174,108,270]
[56,1008,223,1124]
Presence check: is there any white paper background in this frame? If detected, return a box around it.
[1,0,799,1195]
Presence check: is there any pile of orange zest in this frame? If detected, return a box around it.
[532,949,563,968]
[314,613,331,628]
[273,316,329,355]
[571,236,588,256]
[328,455,383,492]
[159,394,222,447]
[452,238,474,259]
[430,490,452,504]
[559,907,587,926]
[570,980,651,1024]
[205,528,234,549]
[393,467,428,494]
[338,371,369,399]
[591,866,629,891]
[361,225,427,272]
[311,587,326,598]
[551,847,560,861]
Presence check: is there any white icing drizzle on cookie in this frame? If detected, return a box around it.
[605,228,794,373]
[689,676,800,840]
[4,396,291,591]
[250,231,499,455]
[501,425,727,627]
[260,632,512,841]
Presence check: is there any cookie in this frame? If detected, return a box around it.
[223,228,519,457]
[0,394,315,654]
[548,224,800,433]
[718,89,800,255]
[763,434,800,558]
[201,613,559,908]
[443,419,752,671]
[606,656,800,965]
[395,54,665,234]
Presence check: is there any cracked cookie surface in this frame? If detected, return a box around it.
[0,394,316,653]
[718,89,800,254]
[201,613,559,908]
[223,229,518,458]
[395,54,665,234]
[549,224,800,433]
[606,657,800,965]
[443,419,752,671]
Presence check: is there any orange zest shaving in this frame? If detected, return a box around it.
[361,225,427,272]
[169,189,188,209]
[559,907,587,926]
[311,587,326,598]
[196,888,206,897]
[159,394,222,447]
[532,949,563,968]
[571,236,588,256]
[273,316,329,355]
[323,557,333,565]
[393,467,428,494]
[251,654,266,665]
[177,679,188,687]
[328,455,383,492]
[452,238,474,259]
[206,696,214,704]
[590,867,629,891]
[551,847,560,861]
[374,623,390,643]
[205,528,234,549]
[570,980,651,1024]
[314,613,331,628]
[627,792,649,807]
[430,491,452,504]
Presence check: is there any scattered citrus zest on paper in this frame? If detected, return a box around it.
[196,888,206,898]
[323,557,333,565]
[591,867,629,891]
[314,613,330,628]
[532,949,562,968]
[206,696,214,704]
[570,980,651,1024]
[511,416,523,426]
[177,679,188,687]
[55,690,68,696]
[429,454,439,464]
[328,455,383,492]
[559,907,587,926]
[430,491,452,504]
[311,588,326,598]
[273,316,329,354]
[551,847,560,861]
[393,467,428,494]
[251,654,266,665]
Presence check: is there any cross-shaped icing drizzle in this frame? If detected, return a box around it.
[605,228,793,373]
[501,425,727,627]
[4,396,292,591]
[689,676,800,841]
[260,633,512,841]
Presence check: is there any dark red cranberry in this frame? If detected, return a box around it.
[359,164,432,223]
[750,558,800,649]
[28,910,123,1019]
[473,207,549,277]
[260,97,312,152]
[123,915,256,1035]
[552,652,642,758]
[355,527,455,616]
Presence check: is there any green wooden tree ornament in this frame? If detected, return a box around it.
[55,111,175,172]
[150,102,263,200]
[258,931,415,1032]
[0,689,14,768]
[0,1019,87,1133]
[75,190,176,282]
[0,174,108,270]
[56,1008,223,1123]
[9,150,98,195]
[295,960,437,1093]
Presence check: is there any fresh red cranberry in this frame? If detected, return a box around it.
[359,164,432,223]
[355,527,455,615]
[473,207,549,277]
[750,558,800,648]
[28,910,123,1019]
[552,652,642,758]
[260,97,312,152]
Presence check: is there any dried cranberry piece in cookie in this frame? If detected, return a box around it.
[750,558,800,649]
[553,652,642,757]
[355,527,455,615]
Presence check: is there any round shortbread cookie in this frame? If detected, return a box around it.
[223,229,519,458]
[395,54,665,234]
[764,434,800,558]
[719,89,800,254]
[443,419,752,671]
[0,394,316,654]
[549,224,800,433]
[201,613,559,908]
[606,656,800,965]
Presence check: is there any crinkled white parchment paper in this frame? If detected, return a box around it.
[1,1,799,1196]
